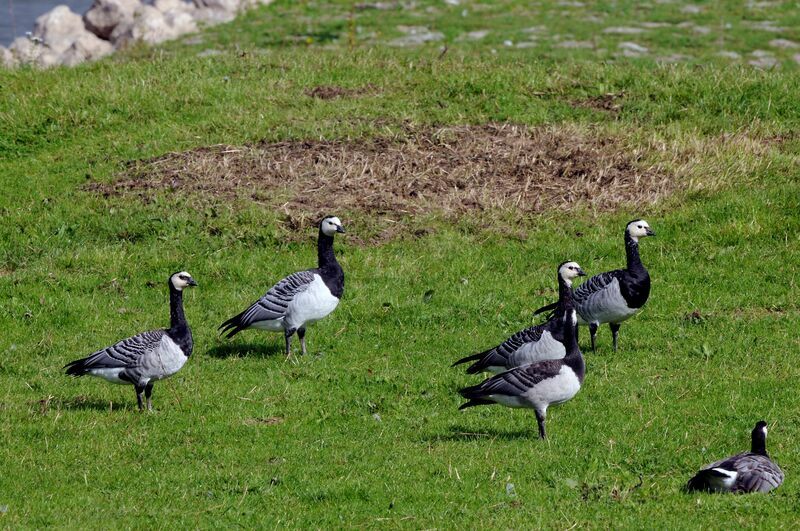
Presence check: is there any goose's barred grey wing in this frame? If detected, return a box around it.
[219,270,317,338]
[453,325,546,373]
[718,454,783,493]
[459,360,563,408]
[572,270,623,303]
[65,329,165,375]
[496,326,545,358]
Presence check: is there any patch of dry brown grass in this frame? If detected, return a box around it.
[87,124,674,230]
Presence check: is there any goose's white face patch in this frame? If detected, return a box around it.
[762,426,768,438]
[170,271,196,291]
[626,220,652,241]
[558,261,584,285]
[321,216,345,237]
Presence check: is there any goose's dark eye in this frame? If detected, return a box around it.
[637,225,642,229]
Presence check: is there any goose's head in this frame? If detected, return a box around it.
[320,216,346,237]
[558,261,586,286]
[169,271,198,291]
[626,219,655,241]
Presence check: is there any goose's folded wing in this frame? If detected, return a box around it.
[572,270,623,303]
[478,360,564,397]
[495,324,546,360]
[732,454,784,493]
[66,329,165,371]
[236,270,317,325]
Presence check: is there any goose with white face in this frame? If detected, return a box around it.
[321,216,346,237]
[558,261,587,286]
[170,271,198,291]
[626,219,655,241]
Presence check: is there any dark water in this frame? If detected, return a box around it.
[1,1,95,46]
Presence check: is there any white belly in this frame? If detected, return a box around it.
[578,279,640,325]
[522,366,581,412]
[250,319,285,332]
[505,331,566,370]
[88,368,127,384]
[142,335,188,382]
[285,275,340,329]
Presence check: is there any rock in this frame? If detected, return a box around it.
[60,33,114,66]
[33,6,87,55]
[618,41,648,53]
[0,46,16,68]
[8,37,41,63]
[557,40,593,49]
[193,0,241,10]
[192,0,273,24]
[603,26,645,34]
[769,38,799,49]
[388,26,445,46]
[717,50,741,59]
[154,0,195,13]
[112,4,196,45]
[84,0,142,40]
[456,30,489,41]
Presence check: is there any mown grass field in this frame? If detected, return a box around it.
[1,0,800,527]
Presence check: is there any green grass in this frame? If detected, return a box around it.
[1,0,800,527]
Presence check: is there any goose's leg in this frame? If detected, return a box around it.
[284,328,295,357]
[135,384,146,411]
[145,382,154,411]
[535,410,547,439]
[589,323,598,352]
[610,323,621,352]
[297,327,307,356]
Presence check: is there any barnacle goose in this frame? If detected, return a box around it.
[534,219,654,352]
[458,302,584,439]
[452,261,586,374]
[219,216,346,356]
[686,421,784,494]
[64,271,197,411]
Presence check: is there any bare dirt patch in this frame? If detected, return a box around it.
[305,84,375,100]
[87,124,673,230]
[571,92,624,114]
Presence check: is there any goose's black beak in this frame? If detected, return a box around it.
[188,278,198,287]
[645,228,655,236]
[577,268,587,277]
[336,225,346,234]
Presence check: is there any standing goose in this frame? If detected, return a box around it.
[458,300,584,439]
[452,261,586,374]
[64,271,197,411]
[219,216,346,356]
[686,421,784,494]
[534,219,654,352]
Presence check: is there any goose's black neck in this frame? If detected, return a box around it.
[553,274,575,318]
[625,231,644,271]
[751,430,768,456]
[168,285,193,356]
[317,229,345,298]
[561,296,584,383]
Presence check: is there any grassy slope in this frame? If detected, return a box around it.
[1,0,800,527]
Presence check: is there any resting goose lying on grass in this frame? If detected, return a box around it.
[686,421,784,494]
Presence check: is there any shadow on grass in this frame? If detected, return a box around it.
[205,342,284,359]
[42,395,130,412]
[421,424,535,442]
